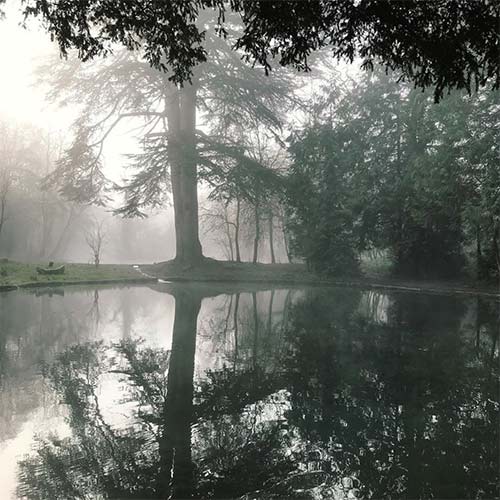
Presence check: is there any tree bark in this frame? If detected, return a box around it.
[268,211,276,264]
[253,202,260,264]
[235,196,241,263]
[167,83,204,266]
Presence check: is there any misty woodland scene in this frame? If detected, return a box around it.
[0,1,498,499]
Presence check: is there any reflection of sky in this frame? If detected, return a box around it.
[0,285,172,498]
[0,285,299,496]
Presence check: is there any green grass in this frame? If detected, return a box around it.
[143,258,499,297]
[0,261,149,288]
[144,259,333,285]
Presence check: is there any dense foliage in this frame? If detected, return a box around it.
[286,70,499,280]
[22,1,499,100]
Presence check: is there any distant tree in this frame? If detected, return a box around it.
[200,200,238,261]
[0,118,90,261]
[0,120,40,245]
[0,167,11,242]
[85,218,106,268]
[206,122,289,263]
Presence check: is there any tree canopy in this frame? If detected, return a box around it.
[22,0,499,100]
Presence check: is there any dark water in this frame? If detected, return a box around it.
[0,283,498,499]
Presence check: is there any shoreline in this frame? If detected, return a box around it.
[143,260,500,299]
[0,260,497,298]
[149,275,500,299]
[0,276,157,292]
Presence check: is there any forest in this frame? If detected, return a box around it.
[0,2,498,499]
[0,1,498,286]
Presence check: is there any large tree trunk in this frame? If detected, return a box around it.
[167,83,204,266]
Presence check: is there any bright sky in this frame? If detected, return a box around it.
[0,1,71,130]
[0,2,354,192]
[0,1,140,188]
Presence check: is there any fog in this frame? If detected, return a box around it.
[0,2,298,265]
[0,3,498,499]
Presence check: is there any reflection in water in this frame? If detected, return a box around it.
[0,285,498,499]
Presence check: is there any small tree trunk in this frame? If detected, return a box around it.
[268,211,276,264]
[493,222,500,280]
[224,205,234,261]
[253,203,260,264]
[227,229,234,261]
[476,223,483,280]
[279,212,292,263]
[235,196,241,263]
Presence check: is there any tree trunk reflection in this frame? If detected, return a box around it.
[157,289,201,499]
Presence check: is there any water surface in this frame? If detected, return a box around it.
[0,283,498,499]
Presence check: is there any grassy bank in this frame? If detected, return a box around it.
[1,259,497,298]
[143,259,320,284]
[143,258,500,298]
[0,261,154,289]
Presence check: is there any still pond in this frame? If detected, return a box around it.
[0,283,498,499]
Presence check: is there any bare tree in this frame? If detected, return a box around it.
[200,201,235,260]
[200,199,244,262]
[85,218,106,268]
